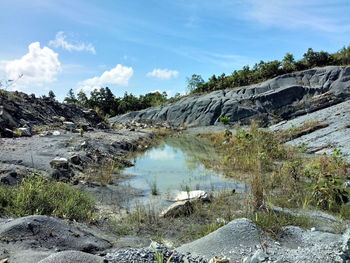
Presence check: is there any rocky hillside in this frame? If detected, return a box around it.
[110,66,350,127]
[0,90,105,137]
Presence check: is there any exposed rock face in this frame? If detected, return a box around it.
[110,66,350,127]
[0,91,105,137]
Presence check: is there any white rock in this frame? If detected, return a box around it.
[52,130,61,136]
[159,200,194,218]
[168,190,211,202]
[50,157,69,169]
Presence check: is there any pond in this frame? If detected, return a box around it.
[121,135,247,208]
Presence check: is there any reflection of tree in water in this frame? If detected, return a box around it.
[164,135,220,172]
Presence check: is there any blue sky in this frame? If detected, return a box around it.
[1,0,350,101]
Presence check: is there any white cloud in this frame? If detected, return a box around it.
[146,68,179,80]
[49,31,96,54]
[147,148,176,160]
[1,42,61,90]
[79,64,133,93]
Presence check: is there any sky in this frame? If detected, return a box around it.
[0,0,350,101]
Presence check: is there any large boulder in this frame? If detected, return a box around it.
[110,66,350,127]
[159,200,195,218]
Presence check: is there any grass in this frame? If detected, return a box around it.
[0,175,94,221]
[151,180,159,195]
[248,210,312,238]
[278,120,329,143]
[198,121,350,233]
[109,190,243,246]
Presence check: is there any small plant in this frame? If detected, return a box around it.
[219,116,230,125]
[309,174,348,211]
[151,180,159,196]
[152,244,174,263]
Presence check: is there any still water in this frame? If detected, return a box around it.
[121,135,246,208]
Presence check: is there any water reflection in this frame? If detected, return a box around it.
[121,135,246,207]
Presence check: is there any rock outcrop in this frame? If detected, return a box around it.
[0,90,105,137]
[110,66,350,127]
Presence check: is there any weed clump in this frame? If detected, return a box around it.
[0,175,94,222]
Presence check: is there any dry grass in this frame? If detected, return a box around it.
[278,120,329,142]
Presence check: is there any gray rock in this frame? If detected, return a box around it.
[0,215,111,252]
[243,249,268,263]
[159,200,195,218]
[110,66,350,127]
[0,171,24,186]
[63,121,75,130]
[177,218,264,260]
[49,157,69,169]
[38,250,106,263]
[16,127,31,137]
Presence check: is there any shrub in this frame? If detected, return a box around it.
[0,175,94,221]
[218,116,230,125]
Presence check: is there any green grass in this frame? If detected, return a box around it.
[248,210,312,238]
[0,175,94,222]
[108,190,242,246]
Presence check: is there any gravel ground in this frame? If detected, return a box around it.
[105,242,208,263]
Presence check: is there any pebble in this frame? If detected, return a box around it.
[105,243,208,263]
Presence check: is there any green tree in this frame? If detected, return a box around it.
[77,90,89,107]
[48,90,56,101]
[303,48,333,67]
[333,45,350,65]
[186,74,205,92]
[282,53,296,72]
[64,89,78,104]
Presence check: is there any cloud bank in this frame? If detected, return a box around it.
[146,68,179,80]
[49,31,96,54]
[79,64,133,92]
[2,42,61,90]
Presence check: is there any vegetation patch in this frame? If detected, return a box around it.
[248,211,312,239]
[108,190,243,246]
[0,175,94,222]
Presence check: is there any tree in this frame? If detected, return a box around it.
[303,48,333,67]
[77,90,89,107]
[48,90,56,101]
[282,53,296,72]
[333,45,350,65]
[64,89,78,104]
[186,74,204,92]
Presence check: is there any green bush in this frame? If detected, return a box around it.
[219,116,230,125]
[0,176,94,221]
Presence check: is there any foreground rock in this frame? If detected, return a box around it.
[0,215,111,263]
[177,218,348,263]
[110,66,350,127]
